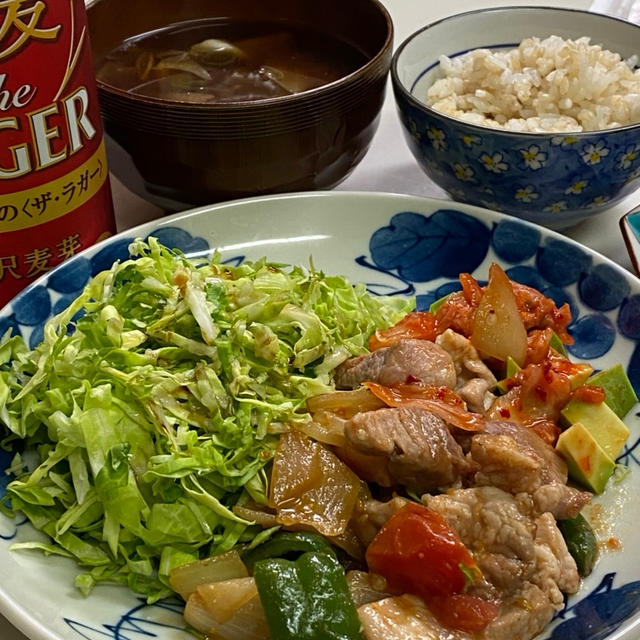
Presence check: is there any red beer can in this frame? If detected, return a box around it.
[0,0,116,308]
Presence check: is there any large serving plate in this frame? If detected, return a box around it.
[0,191,639,640]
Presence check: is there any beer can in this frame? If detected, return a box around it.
[0,0,116,308]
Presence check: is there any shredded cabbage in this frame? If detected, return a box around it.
[0,238,412,601]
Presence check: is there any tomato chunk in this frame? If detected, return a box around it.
[365,502,477,599]
[428,593,501,633]
[365,502,500,633]
[573,383,606,404]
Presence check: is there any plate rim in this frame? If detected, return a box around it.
[4,190,640,319]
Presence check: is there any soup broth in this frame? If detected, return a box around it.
[96,18,368,103]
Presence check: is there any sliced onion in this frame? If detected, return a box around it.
[307,388,385,417]
[184,592,217,634]
[470,263,528,367]
[184,584,270,640]
[196,577,258,624]
[270,430,362,536]
[296,413,348,447]
[346,570,390,608]
[169,549,248,600]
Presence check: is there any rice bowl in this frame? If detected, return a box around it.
[390,6,640,227]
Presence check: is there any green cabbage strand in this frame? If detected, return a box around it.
[0,237,412,601]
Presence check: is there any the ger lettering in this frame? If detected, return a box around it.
[0,72,96,179]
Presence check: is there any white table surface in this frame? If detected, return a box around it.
[2,0,638,638]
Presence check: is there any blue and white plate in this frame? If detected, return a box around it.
[0,191,639,640]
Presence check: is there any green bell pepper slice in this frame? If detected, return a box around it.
[557,512,598,577]
[242,530,336,571]
[253,551,363,640]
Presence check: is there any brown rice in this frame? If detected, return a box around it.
[425,35,640,132]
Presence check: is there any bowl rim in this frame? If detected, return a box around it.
[91,0,394,110]
[390,4,640,138]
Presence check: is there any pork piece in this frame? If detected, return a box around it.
[532,483,592,520]
[470,434,543,494]
[425,487,535,595]
[358,594,473,640]
[436,329,497,413]
[358,488,581,639]
[533,512,581,596]
[468,421,591,519]
[481,582,556,640]
[357,587,556,640]
[334,338,457,390]
[351,496,409,547]
[345,406,470,493]
[483,420,567,483]
[424,487,579,612]
[457,378,495,415]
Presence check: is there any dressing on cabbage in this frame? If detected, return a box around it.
[0,237,412,601]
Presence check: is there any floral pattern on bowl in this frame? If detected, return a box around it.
[393,100,640,228]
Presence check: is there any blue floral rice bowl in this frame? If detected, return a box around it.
[391,6,640,229]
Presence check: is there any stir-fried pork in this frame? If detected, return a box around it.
[357,584,560,640]
[351,495,409,547]
[482,421,566,483]
[436,329,497,413]
[531,482,592,520]
[334,338,457,390]
[533,512,581,597]
[344,406,470,493]
[358,594,472,640]
[470,434,543,494]
[318,320,599,640]
[422,486,579,637]
[469,420,591,518]
[481,582,556,640]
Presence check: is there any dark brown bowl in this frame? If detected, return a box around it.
[87,0,393,211]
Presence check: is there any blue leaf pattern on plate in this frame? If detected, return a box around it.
[0,449,13,499]
[90,238,134,276]
[504,265,548,291]
[492,220,541,262]
[28,323,45,350]
[628,344,640,395]
[12,286,51,326]
[369,210,490,281]
[48,258,93,294]
[65,597,191,640]
[0,315,20,339]
[618,295,640,340]
[551,574,640,640]
[536,239,592,287]
[579,264,630,311]
[569,314,617,360]
[148,227,210,256]
[618,429,640,468]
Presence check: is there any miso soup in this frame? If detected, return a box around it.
[96,18,368,103]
